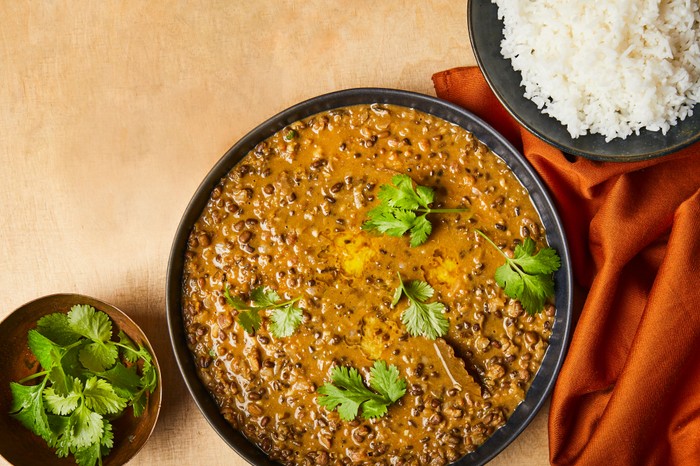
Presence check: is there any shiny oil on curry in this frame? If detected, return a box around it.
[181,104,554,466]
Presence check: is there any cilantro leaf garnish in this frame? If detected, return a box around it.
[476,229,561,314]
[317,360,406,420]
[362,174,467,247]
[269,306,303,338]
[237,309,262,335]
[392,273,449,340]
[224,284,304,338]
[9,305,159,466]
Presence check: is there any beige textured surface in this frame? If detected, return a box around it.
[0,1,548,465]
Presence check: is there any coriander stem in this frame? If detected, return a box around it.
[475,229,510,261]
[273,296,301,308]
[18,370,49,384]
[417,208,468,214]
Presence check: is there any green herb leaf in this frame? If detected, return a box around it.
[224,285,304,337]
[10,379,51,440]
[43,383,81,416]
[317,361,406,421]
[96,362,141,400]
[368,360,407,403]
[362,174,467,247]
[83,377,127,415]
[393,274,449,339]
[477,231,561,314]
[237,309,262,334]
[45,414,71,457]
[79,341,118,372]
[36,313,81,346]
[67,305,112,343]
[269,305,303,338]
[27,329,60,371]
[101,421,114,450]
[67,403,103,450]
[250,287,281,308]
[73,441,101,466]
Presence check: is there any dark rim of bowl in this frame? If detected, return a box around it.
[468,2,700,162]
[166,88,573,466]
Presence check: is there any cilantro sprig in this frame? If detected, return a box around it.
[224,285,303,338]
[362,174,468,247]
[317,361,406,420]
[9,305,158,466]
[392,273,449,340]
[476,229,561,314]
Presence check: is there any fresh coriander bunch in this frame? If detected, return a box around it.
[8,304,158,466]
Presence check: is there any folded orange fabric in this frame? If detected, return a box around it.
[433,67,700,466]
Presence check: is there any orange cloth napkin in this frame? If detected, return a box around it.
[433,67,700,466]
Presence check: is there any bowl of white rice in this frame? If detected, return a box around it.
[469,0,700,161]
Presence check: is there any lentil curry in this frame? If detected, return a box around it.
[181,104,554,465]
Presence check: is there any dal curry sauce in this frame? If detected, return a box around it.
[181,104,554,465]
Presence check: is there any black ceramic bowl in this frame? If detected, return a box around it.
[469,1,700,162]
[166,88,573,465]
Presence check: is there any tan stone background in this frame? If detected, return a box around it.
[0,1,548,464]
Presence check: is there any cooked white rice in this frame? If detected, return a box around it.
[493,0,700,141]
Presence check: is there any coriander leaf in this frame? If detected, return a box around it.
[83,377,127,415]
[380,175,421,210]
[408,214,432,247]
[68,403,103,450]
[117,330,139,363]
[362,206,415,237]
[48,366,74,398]
[46,414,72,457]
[369,360,406,403]
[415,185,434,207]
[225,286,304,337]
[477,230,561,314]
[317,379,364,421]
[37,313,81,346]
[224,284,254,310]
[317,363,406,421]
[317,366,376,420]
[401,300,449,340]
[117,330,153,365]
[269,305,303,338]
[44,384,81,416]
[96,362,141,400]
[360,398,389,419]
[9,379,51,440]
[519,273,555,315]
[512,238,561,275]
[27,329,60,371]
[79,341,118,372]
[140,360,158,394]
[101,420,114,450]
[74,441,100,466]
[494,263,524,299]
[131,390,148,418]
[251,287,281,307]
[67,305,112,343]
[238,309,262,334]
[393,275,449,339]
[402,277,434,302]
[363,174,467,247]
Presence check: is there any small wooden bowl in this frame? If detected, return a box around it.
[0,294,162,466]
